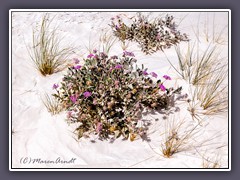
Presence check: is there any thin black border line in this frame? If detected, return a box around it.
[10,10,230,171]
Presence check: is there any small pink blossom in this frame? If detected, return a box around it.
[52,83,59,89]
[73,58,80,64]
[163,75,171,80]
[123,51,135,57]
[115,64,123,69]
[87,54,94,58]
[73,65,81,70]
[70,94,78,103]
[150,72,158,78]
[159,84,166,91]
[83,91,92,98]
[143,70,148,76]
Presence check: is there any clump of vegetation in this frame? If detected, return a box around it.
[161,117,201,158]
[110,13,189,54]
[53,50,181,140]
[174,43,226,85]
[196,69,228,115]
[202,155,221,168]
[29,13,74,76]
[172,43,228,115]
[42,93,64,115]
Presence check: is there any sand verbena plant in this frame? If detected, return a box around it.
[29,13,74,76]
[53,50,182,140]
[110,13,189,54]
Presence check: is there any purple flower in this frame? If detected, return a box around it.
[115,25,119,30]
[150,72,158,78]
[73,65,81,70]
[143,70,148,76]
[115,64,123,69]
[73,58,80,64]
[96,122,103,133]
[52,83,59,89]
[163,75,172,80]
[111,17,115,20]
[87,53,94,58]
[123,51,135,57]
[100,52,107,58]
[93,49,98,53]
[83,91,92,98]
[70,94,78,103]
[159,84,166,91]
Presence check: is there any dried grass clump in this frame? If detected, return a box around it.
[196,70,228,115]
[29,13,74,76]
[110,13,189,54]
[202,155,221,168]
[53,50,182,140]
[42,93,64,115]
[198,13,228,45]
[173,43,228,115]
[174,43,226,85]
[98,31,117,55]
[161,117,201,158]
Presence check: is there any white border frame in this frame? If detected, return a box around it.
[9,9,231,171]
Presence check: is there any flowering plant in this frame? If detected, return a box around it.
[110,14,189,54]
[53,50,181,140]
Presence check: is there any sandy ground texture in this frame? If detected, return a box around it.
[11,11,229,169]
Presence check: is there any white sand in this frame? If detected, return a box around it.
[11,11,229,169]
